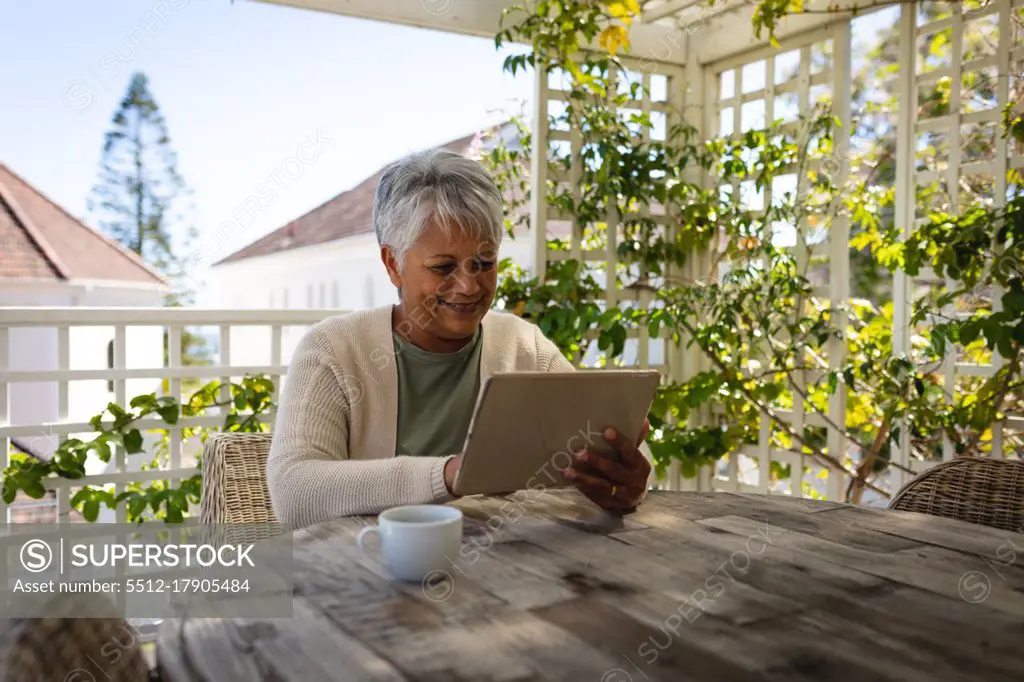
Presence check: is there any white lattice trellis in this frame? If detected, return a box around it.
[530,54,694,489]
[700,24,851,500]
[529,0,1024,500]
[892,0,1024,491]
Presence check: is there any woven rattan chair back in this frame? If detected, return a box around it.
[888,456,1024,532]
[0,593,151,681]
[200,432,277,530]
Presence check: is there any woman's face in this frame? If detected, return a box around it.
[383,219,498,350]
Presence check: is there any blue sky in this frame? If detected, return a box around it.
[0,0,533,285]
[1,0,898,303]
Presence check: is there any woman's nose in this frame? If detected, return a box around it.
[452,274,480,295]
[452,263,482,294]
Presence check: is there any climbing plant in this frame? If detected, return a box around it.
[488,0,1023,500]
[2,376,274,523]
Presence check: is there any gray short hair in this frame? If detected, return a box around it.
[372,148,503,265]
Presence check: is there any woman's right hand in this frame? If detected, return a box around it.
[443,454,463,496]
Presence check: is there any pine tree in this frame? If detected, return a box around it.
[88,72,196,273]
[88,71,210,371]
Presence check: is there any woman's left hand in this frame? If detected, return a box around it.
[563,418,652,512]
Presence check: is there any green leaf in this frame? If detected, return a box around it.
[1001,287,1024,314]
[92,439,112,463]
[960,319,981,345]
[23,479,46,499]
[166,506,184,524]
[2,482,16,505]
[130,394,157,410]
[83,500,100,522]
[157,404,180,424]
[96,489,117,507]
[124,429,144,454]
[996,332,1014,359]
[610,323,627,357]
[982,318,1004,351]
[70,488,91,507]
[128,496,148,519]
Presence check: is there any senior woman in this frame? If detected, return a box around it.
[266,148,652,529]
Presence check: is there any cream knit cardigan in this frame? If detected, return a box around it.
[266,304,584,528]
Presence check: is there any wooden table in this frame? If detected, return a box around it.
[157,489,1024,682]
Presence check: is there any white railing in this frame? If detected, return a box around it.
[0,307,350,525]
[1,304,932,526]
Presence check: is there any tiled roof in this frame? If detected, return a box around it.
[216,126,533,266]
[0,163,166,284]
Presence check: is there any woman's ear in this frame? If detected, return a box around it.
[381,245,403,289]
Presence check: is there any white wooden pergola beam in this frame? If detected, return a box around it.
[642,0,698,23]
[245,0,691,66]
[691,0,886,65]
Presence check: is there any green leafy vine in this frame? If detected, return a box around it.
[487,0,1023,500]
[3,376,274,523]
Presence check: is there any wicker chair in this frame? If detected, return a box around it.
[888,456,1024,532]
[200,432,282,541]
[0,593,151,681]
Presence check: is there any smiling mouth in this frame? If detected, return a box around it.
[438,299,480,314]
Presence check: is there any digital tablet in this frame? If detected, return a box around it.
[451,369,660,497]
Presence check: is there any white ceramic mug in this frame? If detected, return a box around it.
[356,505,463,582]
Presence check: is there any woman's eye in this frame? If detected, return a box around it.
[464,260,495,274]
[430,260,495,275]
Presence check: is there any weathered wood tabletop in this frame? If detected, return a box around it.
[157,489,1024,682]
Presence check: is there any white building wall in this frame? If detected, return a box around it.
[7,323,57,442]
[211,229,538,367]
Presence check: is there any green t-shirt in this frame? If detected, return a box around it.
[393,327,483,457]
